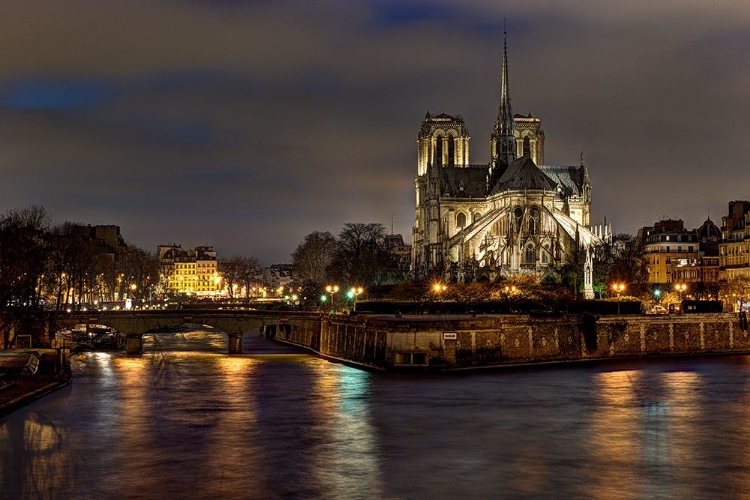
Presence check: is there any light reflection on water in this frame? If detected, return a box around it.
[3,331,750,499]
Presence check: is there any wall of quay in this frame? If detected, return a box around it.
[270,313,750,371]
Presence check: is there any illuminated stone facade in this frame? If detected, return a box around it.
[720,201,750,281]
[158,244,220,296]
[640,219,700,284]
[412,33,601,279]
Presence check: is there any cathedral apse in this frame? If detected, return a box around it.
[411,31,608,288]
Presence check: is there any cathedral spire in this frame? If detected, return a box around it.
[496,25,513,136]
[491,22,516,172]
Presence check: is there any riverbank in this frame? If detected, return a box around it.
[0,349,72,418]
[268,312,750,371]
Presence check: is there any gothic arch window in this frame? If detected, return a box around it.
[456,212,467,229]
[513,207,523,231]
[525,245,537,264]
[447,136,455,167]
[435,135,443,167]
[529,207,540,235]
[523,136,531,158]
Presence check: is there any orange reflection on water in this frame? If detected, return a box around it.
[0,412,73,497]
[589,370,643,498]
[217,355,249,375]
[202,355,263,496]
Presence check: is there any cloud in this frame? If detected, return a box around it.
[0,0,749,264]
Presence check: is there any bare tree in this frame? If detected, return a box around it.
[0,206,50,348]
[119,245,159,303]
[328,223,400,287]
[291,231,338,285]
[219,256,261,298]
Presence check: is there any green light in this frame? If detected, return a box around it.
[654,289,661,297]
[320,295,327,302]
[346,291,354,299]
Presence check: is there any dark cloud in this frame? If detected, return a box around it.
[1,0,749,264]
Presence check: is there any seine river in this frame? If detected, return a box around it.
[3,329,750,499]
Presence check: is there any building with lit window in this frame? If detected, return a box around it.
[720,201,750,281]
[263,264,293,293]
[158,244,220,297]
[640,219,699,285]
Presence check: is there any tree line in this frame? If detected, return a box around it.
[291,223,410,306]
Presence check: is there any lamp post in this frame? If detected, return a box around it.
[674,283,687,302]
[325,285,339,312]
[347,287,363,312]
[612,283,625,315]
[433,282,447,314]
[504,285,518,313]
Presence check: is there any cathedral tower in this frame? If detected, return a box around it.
[490,30,516,174]
[514,113,545,165]
[417,112,470,176]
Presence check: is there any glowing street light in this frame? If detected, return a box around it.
[325,285,339,311]
[674,283,687,302]
[347,287,364,312]
[432,282,448,314]
[504,285,518,313]
[612,282,626,315]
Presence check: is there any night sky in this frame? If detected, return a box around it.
[1,1,749,265]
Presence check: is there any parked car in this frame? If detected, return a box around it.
[649,305,668,315]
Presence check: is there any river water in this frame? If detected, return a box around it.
[3,329,750,499]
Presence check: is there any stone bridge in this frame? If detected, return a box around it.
[50,310,322,354]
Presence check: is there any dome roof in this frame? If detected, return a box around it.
[697,218,721,241]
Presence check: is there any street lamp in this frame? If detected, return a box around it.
[612,282,626,315]
[504,285,518,313]
[674,283,687,302]
[325,285,339,311]
[347,287,363,312]
[433,282,447,314]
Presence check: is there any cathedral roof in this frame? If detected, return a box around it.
[491,156,557,194]
[424,112,463,122]
[540,165,588,197]
[438,166,488,198]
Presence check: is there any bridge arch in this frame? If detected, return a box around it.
[50,310,318,355]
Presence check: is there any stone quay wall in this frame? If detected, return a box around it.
[271,313,750,371]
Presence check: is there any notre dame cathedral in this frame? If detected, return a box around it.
[412,32,608,281]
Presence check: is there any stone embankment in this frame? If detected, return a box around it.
[0,349,72,418]
[269,313,750,371]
